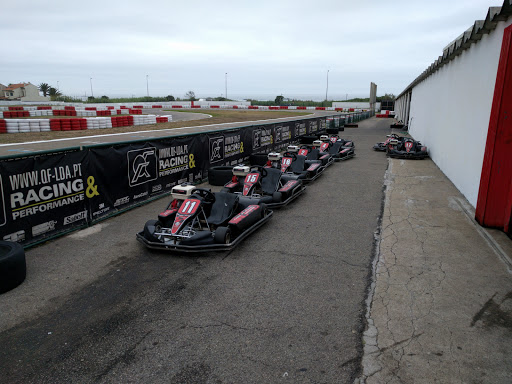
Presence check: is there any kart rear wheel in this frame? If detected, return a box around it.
[272,192,282,203]
[143,220,163,243]
[214,226,231,244]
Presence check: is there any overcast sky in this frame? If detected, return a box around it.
[1,0,500,100]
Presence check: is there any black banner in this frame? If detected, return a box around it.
[0,151,88,243]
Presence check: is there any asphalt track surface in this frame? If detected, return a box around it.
[0,110,326,157]
[0,117,392,383]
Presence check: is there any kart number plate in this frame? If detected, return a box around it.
[330,137,337,143]
[320,143,329,151]
[281,157,293,172]
[171,198,201,234]
[243,173,260,196]
[405,142,413,152]
[298,149,308,156]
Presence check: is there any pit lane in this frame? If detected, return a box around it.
[0,117,393,383]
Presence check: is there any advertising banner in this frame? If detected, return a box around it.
[0,151,88,243]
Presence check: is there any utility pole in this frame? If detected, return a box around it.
[325,69,329,101]
[225,73,228,100]
[146,75,149,97]
[90,78,94,97]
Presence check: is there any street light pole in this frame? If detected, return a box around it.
[146,74,149,97]
[325,69,329,101]
[90,78,94,98]
[225,73,228,100]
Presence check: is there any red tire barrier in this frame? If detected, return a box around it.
[60,119,71,131]
[128,109,142,114]
[50,119,61,131]
[248,106,258,109]
[152,105,163,109]
[315,107,326,110]
[71,119,81,130]
[156,117,168,123]
[297,106,306,110]
[133,105,143,109]
[171,105,182,108]
[191,105,201,108]
[232,105,239,109]
[211,105,220,109]
[64,106,75,111]
[37,106,52,110]
[279,106,288,109]
[8,107,23,111]
[0,119,6,134]
[349,108,355,112]
[107,106,115,110]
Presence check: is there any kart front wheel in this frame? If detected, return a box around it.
[143,220,163,243]
[214,226,231,244]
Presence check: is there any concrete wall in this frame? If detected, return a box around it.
[404,18,512,207]
[332,101,381,110]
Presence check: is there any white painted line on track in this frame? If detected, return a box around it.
[0,114,315,148]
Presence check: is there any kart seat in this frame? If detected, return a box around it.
[329,142,343,155]
[290,155,307,173]
[207,193,239,226]
[261,168,282,194]
[307,149,320,160]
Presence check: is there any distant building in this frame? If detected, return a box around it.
[1,82,50,102]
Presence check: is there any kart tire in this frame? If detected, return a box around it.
[249,154,268,166]
[208,166,233,186]
[0,241,26,294]
[272,192,282,203]
[260,203,267,218]
[214,226,231,244]
[143,220,163,243]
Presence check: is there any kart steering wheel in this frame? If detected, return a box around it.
[282,152,298,161]
[251,165,268,177]
[192,188,215,203]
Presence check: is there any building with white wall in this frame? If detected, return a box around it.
[1,83,49,102]
[394,1,512,234]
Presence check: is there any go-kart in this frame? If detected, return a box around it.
[221,165,305,209]
[297,139,335,167]
[137,184,273,252]
[321,135,355,161]
[277,146,326,183]
[373,134,401,152]
[386,137,428,159]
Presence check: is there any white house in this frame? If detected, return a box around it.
[2,82,50,102]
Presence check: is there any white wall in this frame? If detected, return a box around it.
[332,101,381,110]
[406,19,512,208]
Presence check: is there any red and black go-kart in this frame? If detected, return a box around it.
[320,134,355,161]
[386,137,428,159]
[373,133,401,151]
[221,165,305,209]
[276,145,326,183]
[137,184,273,252]
[297,139,335,167]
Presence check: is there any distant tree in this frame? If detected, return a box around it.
[100,95,109,101]
[38,83,50,97]
[48,87,62,100]
[88,96,95,101]
[274,95,284,105]
[185,91,196,101]
[381,93,396,100]
[165,95,175,101]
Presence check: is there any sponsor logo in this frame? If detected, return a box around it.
[114,196,130,207]
[209,136,224,163]
[3,230,25,242]
[133,191,148,200]
[32,220,57,237]
[127,147,158,187]
[63,210,87,225]
[152,184,162,193]
[228,205,260,225]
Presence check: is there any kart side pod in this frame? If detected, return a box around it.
[228,205,263,233]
